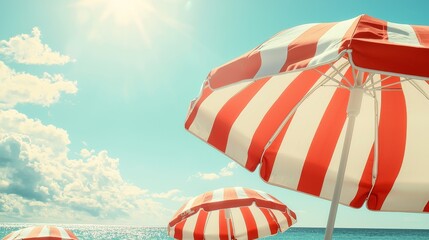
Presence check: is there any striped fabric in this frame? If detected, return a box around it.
[186,15,429,213]
[168,187,297,240]
[206,14,429,89]
[2,225,78,240]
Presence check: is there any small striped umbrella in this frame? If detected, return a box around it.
[2,225,78,240]
[168,187,296,240]
[185,14,429,239]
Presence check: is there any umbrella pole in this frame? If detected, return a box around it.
[226,209,232,240]
[324,73,364,240]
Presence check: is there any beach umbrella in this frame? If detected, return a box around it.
[168,187,296,240]
[185,14,429,239]
[2,225,78,240]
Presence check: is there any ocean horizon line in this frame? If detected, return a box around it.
[1,222,428,230]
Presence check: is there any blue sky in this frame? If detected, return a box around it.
[1,0,429,229]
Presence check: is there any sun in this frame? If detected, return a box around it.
[74,0,182,45]
[99,0,149,27]
[73,0,188,46]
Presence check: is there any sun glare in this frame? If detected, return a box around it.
[75,0,180,45]
[100,0,145,27]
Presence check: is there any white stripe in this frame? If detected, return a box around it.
[168,225,175,239]
[181,211,199,239]
[308,17,358,66]
[211,188,225,203]
[387,22,421,47]
[39,226,50,237]
[380,79,429,211]
[229,207,247,239]
[182,196,197,213]
[250,205,271,238]
[204,211,221,240]
[271,209,293,232]
[4,230,20,240]
[225,71,302,167]
[254,23,318,79]
[58,227,71,239]
[188,81,252,141]
[234,187,247,199]
[17,226,34,238]
[267,59,349,189]
[255,189,275,203]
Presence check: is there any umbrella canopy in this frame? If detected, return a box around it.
[2,225,78,240]
[185,14,429,239]
[168,187,297,240]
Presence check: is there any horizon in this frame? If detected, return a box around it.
[1,0,429,231]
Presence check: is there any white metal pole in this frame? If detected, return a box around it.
[324,72,364,240]
[324,114,356,240]
[226,209,232,240]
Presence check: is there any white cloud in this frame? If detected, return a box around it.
[80,148,94,158]
[189,162,237,181]
[0,27,72,65]
[0,61,77,109]
[0,110,170,225]
[152,189,180,199]
[219,162,237,177]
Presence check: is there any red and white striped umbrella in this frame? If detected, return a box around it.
[185,14,429,239]
[168,187,297,240]
[2,225,78,240]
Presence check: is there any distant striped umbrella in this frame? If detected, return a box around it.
[185,14,429,239]
[2,225,78,240]
[168,187,296,240]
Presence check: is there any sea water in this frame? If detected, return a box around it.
[1,223,428,239]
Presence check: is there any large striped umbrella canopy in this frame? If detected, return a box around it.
[2,225,78,240]
[168,187,297,240]
[185,14,429,239]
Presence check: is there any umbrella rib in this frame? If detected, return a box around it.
[368,78,412,91]
[363,74,380,210]
[364,75,392,89]
[409,79,429,101]
[331,64,353,87]
[262,71,335,155]
[263,62,351,152]
[314,62,351,89]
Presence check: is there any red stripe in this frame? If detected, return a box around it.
[50,226,61,238]
[184,84,213,130]
[352,16,429,78]
[412,25,429,46]
[297,68,353,196]
[218,209,230,240]
[424,202,429,212]
[284,210,293,227]
[201,191,213,205]
[224,187,238,200]
[260,208,278,234]
[367,76,407,210]
[207,77,270,153]
[280,23,336,72]
[289,209,297,221]
[65,229,77,239]
[240,207,258,239]
[208,51,262,89]
[243,187,261,199]
[352,15,388,41]
[174,219,186,239]
[260,113,294,182]
[193,210,208,240]
[246,64,331,171]
[349,146,374,208]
